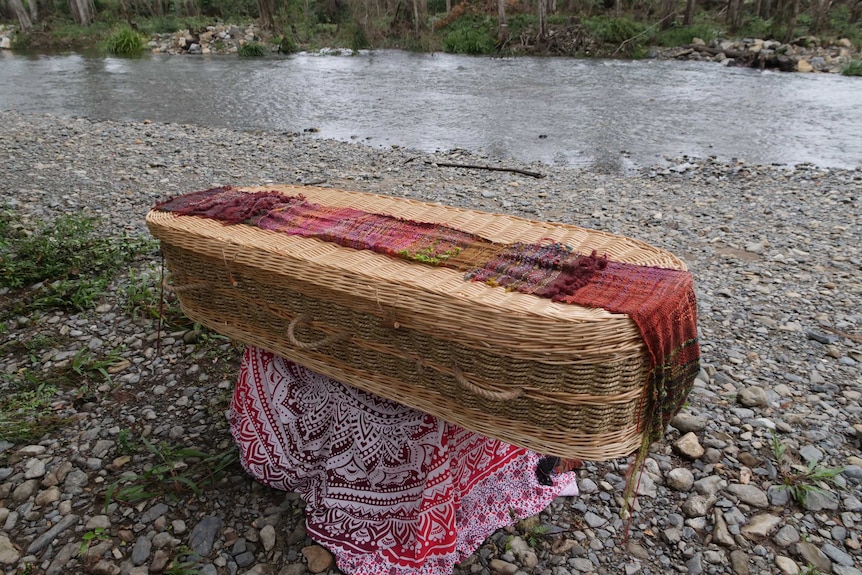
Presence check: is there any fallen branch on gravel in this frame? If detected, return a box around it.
[823,325,862,342]
[421,160,545,179]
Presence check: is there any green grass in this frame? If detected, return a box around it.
[104,26,146,54]
[654,23,720,46]
[770,431,844,506]
[0,208,156,315]
[841,61,862,76]
[442,15,496,55]
[104,437,240,508]
[585,15,646,45]
[238,41,266,56]
[0,371,67,443]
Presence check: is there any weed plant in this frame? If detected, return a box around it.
[105,26,146,54]
[585,15,646,45]
[655,23,719,46]
[238,41,266,56]
[841,61,862,76]
[442,16,496,55]
[0,371,66,442]
[770,431,844,506]
[104,437,240,508]
[0,209,155,315]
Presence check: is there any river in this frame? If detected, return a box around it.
[1,49,860,172]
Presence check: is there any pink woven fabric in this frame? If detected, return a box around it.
[229,346,578,575]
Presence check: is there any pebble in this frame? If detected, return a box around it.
[1,110,860,575]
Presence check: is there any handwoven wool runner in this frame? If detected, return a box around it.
[155,187,701,442]
[230,346,579,575]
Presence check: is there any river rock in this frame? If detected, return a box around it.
[725,484,768,508]
[741,513,781,538]
[738,386,768,407]
[0,535,20,565]
[666,468,695,491]
[796,542,832,572]
[674,432,705,459]
[301,545,334,573]
[775,556,800,575]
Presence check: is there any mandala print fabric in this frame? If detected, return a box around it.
[229,346,578,575]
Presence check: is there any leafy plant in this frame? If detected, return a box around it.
[105,26,146,54]
[164,545,202,575]
[655,23,719,46]
[0,210,155,314]
[79,527,111,556]
[104,438,240,509]
[443,16,496,55]
[841,61,862,76]
[585,16,646,45]
[239,41,266,56]
[0,372,66,443]
[769,431,844,506]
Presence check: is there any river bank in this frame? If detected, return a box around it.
[1,109,861,575]
[0,20,859,74]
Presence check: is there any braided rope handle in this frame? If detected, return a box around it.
[287,314,351,350]
[452,367,523,401]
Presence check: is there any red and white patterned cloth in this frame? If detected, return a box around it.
[229,346,578,575]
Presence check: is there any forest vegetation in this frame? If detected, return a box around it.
[1,0,860,57]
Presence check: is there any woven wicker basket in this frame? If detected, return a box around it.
[147,185,689,461]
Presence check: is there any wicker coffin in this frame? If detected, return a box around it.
[146,185,697,461]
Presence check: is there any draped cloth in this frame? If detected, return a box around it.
[229,346,579,575]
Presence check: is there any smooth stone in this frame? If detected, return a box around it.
[260,524,276,552]
[730,550,750,575]
[741,513,781,538]
[725,484,768,508]
[0,535,20,565]
[671,412,708,433]
[132,536,152,566]
[739,386,768,407]
[85,515,111,530]
[667,468,695,491]
[796,541,832,573]
[301,545,334,573]
[683,494,716,517]
[822,543,854,566]
[675,432,705,459]
[140,503,170,524]
[188,516,223,556]
[803,490,839,511]
[12,479,39,503]
[25,514,78,555]
[775,556,800,575]
[774,525,801,547]
[712,509,735,547]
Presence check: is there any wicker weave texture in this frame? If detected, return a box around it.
[147,185,687,460]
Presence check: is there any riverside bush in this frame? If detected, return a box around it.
[442,16,495,55]
[655,23,719,46]
[585,16,645,45]
[239,41,266,56]
[841,61,862,76]
[104,26,145,54]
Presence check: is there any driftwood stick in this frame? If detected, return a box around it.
[822,325,862,342]
[424,161,545,179]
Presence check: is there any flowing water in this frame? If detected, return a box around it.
[1,49,860,172]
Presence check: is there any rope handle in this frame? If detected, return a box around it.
[287,314,351,350]
[452,367,523,401]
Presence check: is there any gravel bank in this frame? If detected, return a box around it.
[1,109,861,575]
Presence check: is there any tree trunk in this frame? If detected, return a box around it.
[256,0,278,29]
[68,0,96,26]
[446,0,451,12]
[684,0,696,25]
[851,0,861,22]
[726,0,742,32]
[497,0,508,44]
[758,0,772,18]
[537,0,547,39]
[810,0,832,33]
[28,0,39,24]
[9,0,33,30]
[659,0,676,29]
[413,0,426,31]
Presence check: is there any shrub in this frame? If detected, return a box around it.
[738,16,773,39]
[278,32,298,53]
[239,41,266,56]
[585,16,645,45]
[104,26,146,54]
[442,16,496,55]
[655,23,719,46]
[841,61,862,76]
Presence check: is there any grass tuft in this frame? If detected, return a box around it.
[841,61,862,76]
[105,26,146,54]
[239,41,266,56]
